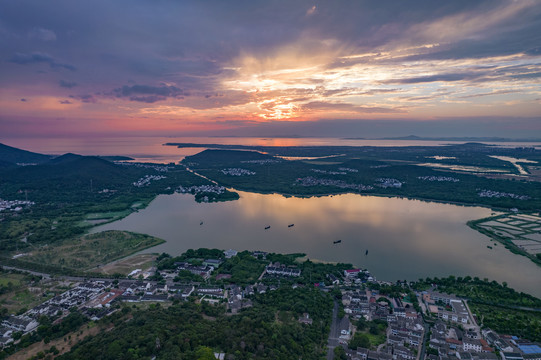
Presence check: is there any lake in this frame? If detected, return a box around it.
[93,190,541,297]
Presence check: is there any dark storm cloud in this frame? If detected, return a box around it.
[384,60,541,85]
[384,72,482,84]
[1,0,540,137]
[2,1,540,87]
[510,72,541,80]
[459,90,518,99]
[113,84,188,103]
[127,95,169,103]
[59,80,77,88]
[9,52,76,71]
[69,94,97,103]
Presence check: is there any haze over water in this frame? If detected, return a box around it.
[3,136,540,164]
[94,191,541,298]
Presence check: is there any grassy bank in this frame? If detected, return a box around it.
[24,231,165,272]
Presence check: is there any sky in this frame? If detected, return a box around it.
[1,0,540,139]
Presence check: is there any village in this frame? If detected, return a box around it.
[132,174,167,187]
[1,249,540,360]
[331,270,540,360]
[220,168,256,176]
[296,176,375,191]
[0,198,34,213]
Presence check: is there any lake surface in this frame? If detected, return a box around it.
[4,136,541,163]
[93,191,541,297]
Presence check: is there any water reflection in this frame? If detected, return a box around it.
[93,191,541,297]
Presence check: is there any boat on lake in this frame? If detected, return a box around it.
[200,221,204,225]
[365,250,368,255]
[288,224,294,228]
[265,226,271,230]
[333,240,341,244]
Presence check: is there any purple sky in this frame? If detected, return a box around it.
[1,0,540,138]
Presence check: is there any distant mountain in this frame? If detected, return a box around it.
[48,153,84,164]
[381,135,422,140]
[98,156,134,161]
[377,135,541,142]
[0,143,52,165]
[49,153,135,163]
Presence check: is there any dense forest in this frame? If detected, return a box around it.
[59,286,333,360]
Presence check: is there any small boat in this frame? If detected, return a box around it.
[333,240,342,244]
[487,245,493,249]
[200,221,204,225]
[365,250,368,255]
[265,226,271,230]
[288,224,294,228]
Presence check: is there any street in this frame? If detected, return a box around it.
[326,300,341,360]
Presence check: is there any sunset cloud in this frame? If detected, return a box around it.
[1,0,540,137]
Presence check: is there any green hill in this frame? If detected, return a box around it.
[0,143,51,164]
[0,156,140,200]
[184,149,276,166]
[47,152,84,164]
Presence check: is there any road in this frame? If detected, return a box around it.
[0,265,142,284]
[463,299,479,328]
[326,300,340,360]
[417,316,430,360]
[0,265,52,279]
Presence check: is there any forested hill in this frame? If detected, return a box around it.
[0,147,230,254]
[0,156,136,199]
[0,143,52,164]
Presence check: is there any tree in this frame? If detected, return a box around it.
[349,333,370,349]
[196,346,216,360]
[334,346,347,360]
[357,317,367,331]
